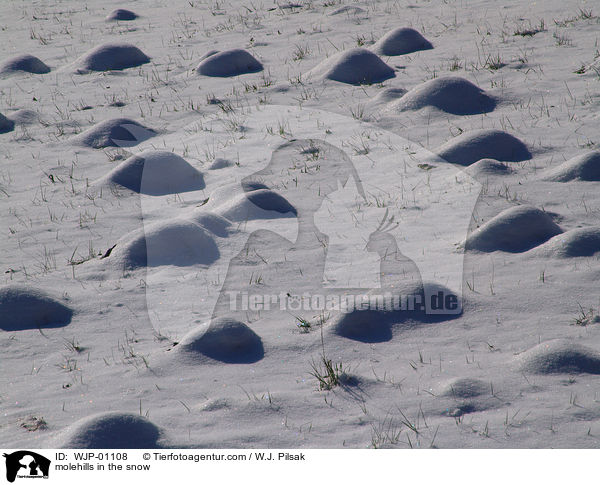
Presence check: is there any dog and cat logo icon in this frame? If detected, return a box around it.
[3,451,51,482]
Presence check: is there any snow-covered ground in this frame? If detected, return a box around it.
[2,0,600,448]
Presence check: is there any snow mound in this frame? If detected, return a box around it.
[113,220,219,270]
[439,378,489,398]
[371,27,433,56]
[437,129,531,165]
[307,48,395,85]
[331,309,393,343]
[245,189,297,214]
[58,412,161,448]
[518,340,600,375]
[0,112,15,134]
[106,8,138,21]
[100,150,204,195]
[241,180,270,192]
[199,50,219,62]
[174,318,264,364]
[331,282,460,343]
[75,43,150,72]
[187,211,232,237]
[465,205,562,253]
[72,118,156,148]
[543,151,600,181]
[464,158,512,177]
[0,54,50,75]
[534,227,600,258]
[369,87,407,105]
[6,109,38,125]
[0,286,73,331]
[216,189,297,222]
[329,6,366,16]
[443,403,483,418]
[196,49,263,77]
[390,76,496,115]
[200,398,229,412]
[209,158,233,170]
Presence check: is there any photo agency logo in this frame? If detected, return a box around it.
[3,451,51,482]
[110,105,481,329]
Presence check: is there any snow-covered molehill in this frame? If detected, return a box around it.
[196,49,263,77]
[98,150,204,195]
[517,340,600,375]
[208,158,233,170]
[434,377,500,418]
[331,282,460,343]
[328,5,366,16]
[111,220,219,270]
[533,227,600,258]
[57,412,161,448]
[465,205,562,253]
[439,377,489,398]
[0,54,50,75]
[240,180,269,192]
[390,76,496,115]
[173,318,264,364]
[371,27,433,56]
[106,8,138,21]
[436,129,531,165]
[543,151,600,182]
[6,109,39,126]
[215,189,297,222]
[198,50,219,62]
[74,43,150,72]
[369,87,407,105]
[186,211,232,237]
[331,307,393,343]
[0,112,15,134]
[464,158,512,178]
[0,286,73,331]
[307,48,395,85]
[72,118,156,148]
